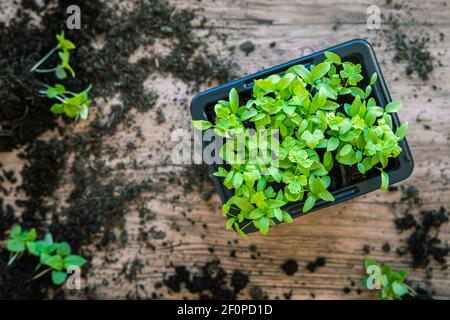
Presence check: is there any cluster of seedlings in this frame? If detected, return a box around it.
[30,31,76,79]
[193,52,408,236]
[6,225,86,286]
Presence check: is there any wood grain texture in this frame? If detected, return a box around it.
[1,0,450,300]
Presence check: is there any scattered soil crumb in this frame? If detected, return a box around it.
[249,285,267,300]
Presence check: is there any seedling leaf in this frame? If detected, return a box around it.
[385,101,402,113]
[64,255,87,268]
[324,51,341,64]
[303,195,316,213]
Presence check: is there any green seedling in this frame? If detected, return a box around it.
[39,84,92,120]
[30,32,93,120]
[193,51,408,237]
[30,31,76,79]
[6,225,37,266]
[363,258,416,300]
[5,226,87,286]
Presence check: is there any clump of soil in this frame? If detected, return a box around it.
[0,247,63,299]
[363,244,372,254]
[393,185,449,268]
[230,270,250,294]
[162,259,249,299]
[379,184,449,298]
[239,40,255,55]
[249,285,268,300]
[391,33,434,81]
[306,257,326,273]
[281,259,298,276]
[0,58,57,152]
[401,185,420,203]
[394,213,417,231]
[405,208,449,268]
[382,242,391,252]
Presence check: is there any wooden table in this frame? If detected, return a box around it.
[2,0,450,299]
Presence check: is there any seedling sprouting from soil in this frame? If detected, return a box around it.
[30,31,76,79]
[29,31,93,120]
[5,226,87,285]
[39,84,92,120]
[363,258,416,300]
[193,51,409,236]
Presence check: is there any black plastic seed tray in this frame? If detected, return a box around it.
[190,39,414,233]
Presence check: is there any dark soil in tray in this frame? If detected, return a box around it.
[343,158,400,185]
